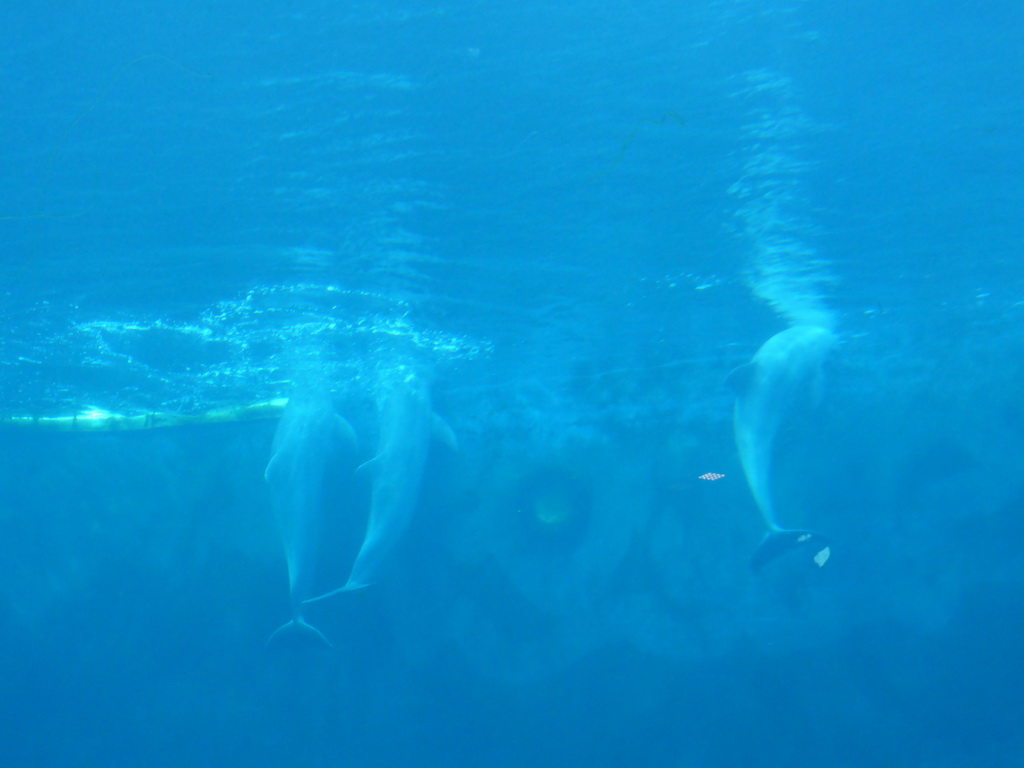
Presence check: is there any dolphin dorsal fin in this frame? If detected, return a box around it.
[725,362,758,396]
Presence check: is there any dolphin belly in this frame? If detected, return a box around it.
[265,391,355,646]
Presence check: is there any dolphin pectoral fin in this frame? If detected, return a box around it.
[751,529,831,572]
[334,415,358,449]
[431,413,458,452]
[355,454,383,477]
[302,586,346,605]
[302,580,373,605]
[264,454,282,484]
[265,616,333,649]
[726,362,758,395]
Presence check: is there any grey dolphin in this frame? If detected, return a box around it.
[265,391,356,647]
[727,325,835,571]
[305,372,454,602]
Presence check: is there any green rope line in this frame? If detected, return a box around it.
[0,398,288,432]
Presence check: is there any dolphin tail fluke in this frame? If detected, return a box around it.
[265,616,333,650]
[751,529,831,572]
[302,580,372,606]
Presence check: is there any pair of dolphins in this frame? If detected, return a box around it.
[265,373,454,648]
[728,324,835,571]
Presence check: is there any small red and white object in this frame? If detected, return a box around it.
[697,472,726,482]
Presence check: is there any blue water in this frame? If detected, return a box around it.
[1,1,1023,765]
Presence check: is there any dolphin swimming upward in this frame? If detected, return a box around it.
[265,391,356,647]
[727,325,835,571]
[305,371,455,603]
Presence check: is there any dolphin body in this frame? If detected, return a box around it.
[306,373,455,602]
[265,391,356,647]
[727,325,835,571]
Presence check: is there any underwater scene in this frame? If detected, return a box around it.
[1,1,1022,766]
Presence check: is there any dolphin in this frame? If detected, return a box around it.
[305,371,455,602]
[727,325,835,571]
[265,391,356,647]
